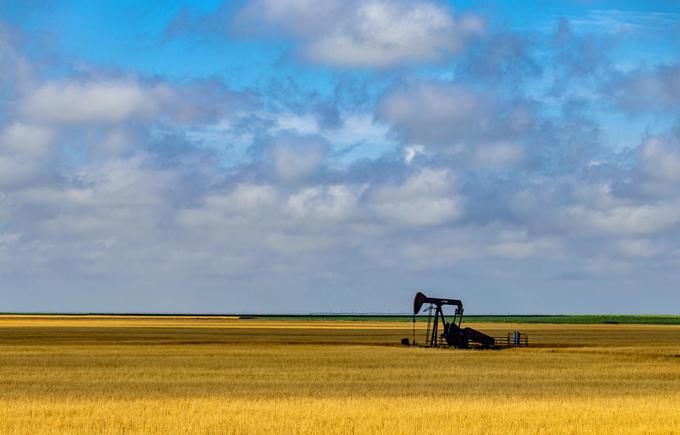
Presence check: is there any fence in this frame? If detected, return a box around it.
[493,331,529,348]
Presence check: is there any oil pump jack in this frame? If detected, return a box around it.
[411,291,498,349]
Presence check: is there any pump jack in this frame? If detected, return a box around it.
[411,291,498,349]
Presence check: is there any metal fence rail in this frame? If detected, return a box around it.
[493,332,529,348]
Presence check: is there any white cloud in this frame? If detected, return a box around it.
[577,202,680,236]
[6,10,680,313]
[261,134,328,183]
[536,177,680,238]
[404,145,425,164]
[640,136,680,184]
[0,155,45,188]
[473,141,525,169]
[379,82,533,168]
[0,122,53,157]
[491,230,562,259]
[176,184,279,234]
[286,185,359,222]
[0,123,55,189]
[20,81,172,124]
[607,62,680,112]
[228,184,279,211]
[617,238,665,258]
[368,168,463,226]
[379,82,495,147]
[236,0,483,68]
[274,143,325,183]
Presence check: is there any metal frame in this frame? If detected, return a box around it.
[413,291,464,347]
[411,291,528,349]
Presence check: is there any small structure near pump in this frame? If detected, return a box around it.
[404,291,528,349]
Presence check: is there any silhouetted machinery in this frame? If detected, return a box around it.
[407,291,527,349]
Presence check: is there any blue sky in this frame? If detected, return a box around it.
[1,0,680,313]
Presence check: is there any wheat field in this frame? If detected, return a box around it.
[2,316,680,434]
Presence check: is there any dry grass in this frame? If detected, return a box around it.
[2,316,680,434]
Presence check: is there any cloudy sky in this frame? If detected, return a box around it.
[1,1,680,314]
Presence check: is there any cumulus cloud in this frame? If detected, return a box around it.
[378,82,533,168]
[491,230,562,260]
[0,24,34,96]
[234,0,484,68]
[629,133,680,200]
[367,168,463,226]
[563,201,680,236]
[0,122,56,189]
[4,3,680,313]
[0,122,53,157]
[19,81,172,124]
[286,185,359,222]
[252,132,329,183]
[639,136,680,184]
[0,154,49,189]
[605,63,680,112]
[473,141,526,169]
[379,83,496,146]
[616,238,666,258]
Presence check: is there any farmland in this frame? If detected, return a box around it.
[238,314,680,324]
[2,316,680,434]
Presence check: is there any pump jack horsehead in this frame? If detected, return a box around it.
[406,292,528,349]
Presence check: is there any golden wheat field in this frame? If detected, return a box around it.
[2,316,680,434]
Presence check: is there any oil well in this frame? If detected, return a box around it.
[404,291,528,349]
